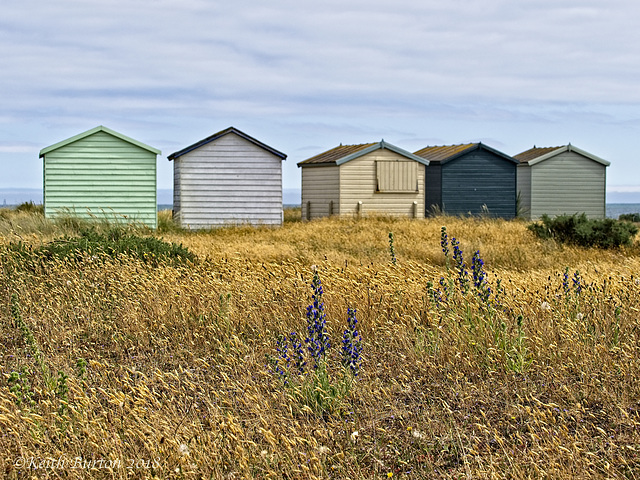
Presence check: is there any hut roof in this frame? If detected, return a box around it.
[414,143,517,164]
[513,146,562,163]
[40,126,160,157]
[168,126,286,161]
[514,144,610,166]
[298,140,429,167]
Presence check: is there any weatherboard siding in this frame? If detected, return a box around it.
[440,151,516,218]
[338,150,424,218]
[516,164,532,218]
[174,133,283,228]
[300,165,339,220]
[43,130,157,228]
[425,163,442,216]
[529,151,606,219]
[173,163,181,220]
[376,160,418,192]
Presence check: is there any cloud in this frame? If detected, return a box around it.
[5,0,640,118]
[1,0,640,190]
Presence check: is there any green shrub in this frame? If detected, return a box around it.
[9,227,196,266]
[528,213,638,248]
[619,212,640,222]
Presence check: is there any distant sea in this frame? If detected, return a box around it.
[1,188,638,219]
[607,203,640,219]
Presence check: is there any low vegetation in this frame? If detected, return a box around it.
[8,227,196,267]
[528,213,639,248]
[1,207,639,478]
[619,212,640,223]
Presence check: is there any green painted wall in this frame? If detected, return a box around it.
[42,127,158,228]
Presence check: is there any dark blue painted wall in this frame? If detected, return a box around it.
[433,150,516,218]
[425,163,442,216]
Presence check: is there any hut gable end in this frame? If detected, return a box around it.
[299,140,427,220]
[41,126,159,228]
[415,143,517,218]
[169,127,286,228]
[514,144,609,219]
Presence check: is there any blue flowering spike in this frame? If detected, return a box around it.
[451,238,469,294]
[573,270,582,295]
[389,232,397,265]
[471,250,491,303]
[289,332,306,375]
[341,308,363,376]
[562,267,570,296]
[274,335,290,384]
[276,335,290,368]
[427,281,443,306]
[471,251,484,288]
[305,270,330,368]
[440,226,450,269]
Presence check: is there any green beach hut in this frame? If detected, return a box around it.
[40,126,160,228]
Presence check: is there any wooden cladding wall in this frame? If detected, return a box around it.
[43,130,158,228]
[173,132,284,228]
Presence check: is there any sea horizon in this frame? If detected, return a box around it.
[2,188,639,219]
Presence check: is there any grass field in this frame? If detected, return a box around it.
[1,208,640,479]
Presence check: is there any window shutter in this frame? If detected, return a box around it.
[376,161,417,192]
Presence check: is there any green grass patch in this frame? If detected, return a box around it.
[9,227,196,266]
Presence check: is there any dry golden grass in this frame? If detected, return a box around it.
[1,208,639,479]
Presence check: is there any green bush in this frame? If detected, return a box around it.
[9,227,197,266]
[528,213,638,248]
[619,213,640,222]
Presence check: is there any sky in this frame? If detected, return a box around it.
[2,0,640,200]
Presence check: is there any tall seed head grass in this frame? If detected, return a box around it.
[1,213,639,478]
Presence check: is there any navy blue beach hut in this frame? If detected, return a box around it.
[414,143,518,218]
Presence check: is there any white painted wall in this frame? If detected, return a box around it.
[173,132,284,228]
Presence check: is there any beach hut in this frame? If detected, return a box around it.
[297,140,429,220]
[414,143,518,218]
[514,144,610,220]
[168,127,287,228]
[40,126,160,228]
